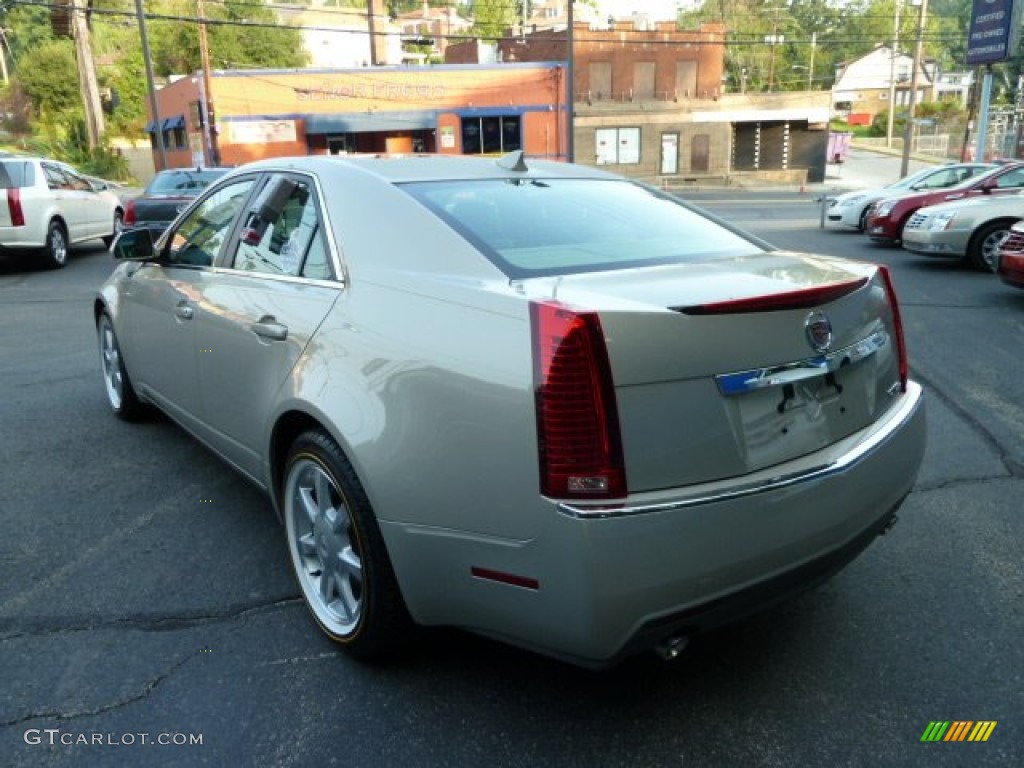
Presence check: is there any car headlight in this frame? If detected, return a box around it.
[929,212,956,231]
[838,194,864,208]
[874,200,898,217]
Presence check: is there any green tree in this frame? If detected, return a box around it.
[470,0,515,40]
[17,39,80,117]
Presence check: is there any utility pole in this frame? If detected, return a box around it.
[886,1,901,148]
[197,0,220,165]
[366,0,377,65]
[71,0,104,149]
[567,0,574,162]
[807,31,816,89]
[135,0,166,170]
[900,0,928,177]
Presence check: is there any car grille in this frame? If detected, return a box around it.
[904,212,928,231]
[1000,230,1024,254]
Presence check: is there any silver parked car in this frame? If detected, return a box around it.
[96,154,926,667]
[901,192,1024,272]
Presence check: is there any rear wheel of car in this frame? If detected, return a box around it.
[43,220,68,269]
[102,210,124,248]
[283,430,410,661]
[967,220,1012,273]
[97,312,145,420]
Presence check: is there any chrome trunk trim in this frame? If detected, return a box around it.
[556,381,923,519]
[714,330,888,396]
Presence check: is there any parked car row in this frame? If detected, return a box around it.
[829,161,1024,281]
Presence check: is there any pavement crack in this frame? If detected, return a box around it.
[0,596,303,642]
[1,652,198,728]
[910,366,1023,479]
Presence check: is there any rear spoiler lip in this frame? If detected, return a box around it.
[672,277,869,315]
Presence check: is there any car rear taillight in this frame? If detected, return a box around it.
[531,301,626,500]
[123,199,136,226]
[6,188,24,227]
[878,265,908,392]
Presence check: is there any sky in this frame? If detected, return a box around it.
[598,1,686,22]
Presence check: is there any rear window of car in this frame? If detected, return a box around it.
[403,178,762,278]
[0,161,35,189]
[145,169,227,195]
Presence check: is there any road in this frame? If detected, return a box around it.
[1,191,1021,767]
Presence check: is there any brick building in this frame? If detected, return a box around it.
[449,19,829,184]
[146,63,568,171]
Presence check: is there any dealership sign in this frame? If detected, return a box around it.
[966,0,1022,65]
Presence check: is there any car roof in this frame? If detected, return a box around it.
[234,153,623,185]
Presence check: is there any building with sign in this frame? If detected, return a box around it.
[146,63,568,170]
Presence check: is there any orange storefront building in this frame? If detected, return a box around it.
[148,63,569,170]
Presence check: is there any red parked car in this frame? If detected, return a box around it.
[865,162,1024,245]
[997,219,1024,289]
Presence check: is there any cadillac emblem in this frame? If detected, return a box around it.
[805,311,833,353]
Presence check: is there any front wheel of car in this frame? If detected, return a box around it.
[102,210,124,248]
[968,221,1011,273]
[97,312,145,420]
[283,430,411,661]
[857,207,869,232]
[43,220,68,269]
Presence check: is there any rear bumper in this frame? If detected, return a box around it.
[0,226,45,249]
[999,252,1024,287]
[384,383,926,666]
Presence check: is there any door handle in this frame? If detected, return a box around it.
[252,319,288,341]
[174,303,194,320]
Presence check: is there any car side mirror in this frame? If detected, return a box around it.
[111,228,155,260]
[241,176,299,245]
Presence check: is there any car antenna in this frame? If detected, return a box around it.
[496,150,528,172]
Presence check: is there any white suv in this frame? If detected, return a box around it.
[0,157,124,268]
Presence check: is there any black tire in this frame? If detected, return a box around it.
[282,430,411,661]
[102,210,124,248]
[43,220,68,269]
[97,312,146,420]
[857,206,869,232]
[967,220,1012,273]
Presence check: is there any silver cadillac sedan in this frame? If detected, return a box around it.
[96,153,925,667]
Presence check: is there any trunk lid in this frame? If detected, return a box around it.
[523,252,904,493]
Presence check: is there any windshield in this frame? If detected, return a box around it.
[887,167,936,189]
[403,178,763,279]
[950,164,1009,190]
[146,169,227,196]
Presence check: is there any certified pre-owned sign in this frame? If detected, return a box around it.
[966,0,1023,65]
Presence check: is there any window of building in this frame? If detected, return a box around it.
[461,116,521,155]
[595,127,640,165]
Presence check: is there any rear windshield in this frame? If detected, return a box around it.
[0,161,35,189]
[146,169,227,195]
[402,178,761,278]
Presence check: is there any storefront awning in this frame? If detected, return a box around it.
[161,115,186,131]
[144,120,158,133]
[304,111,435,135]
